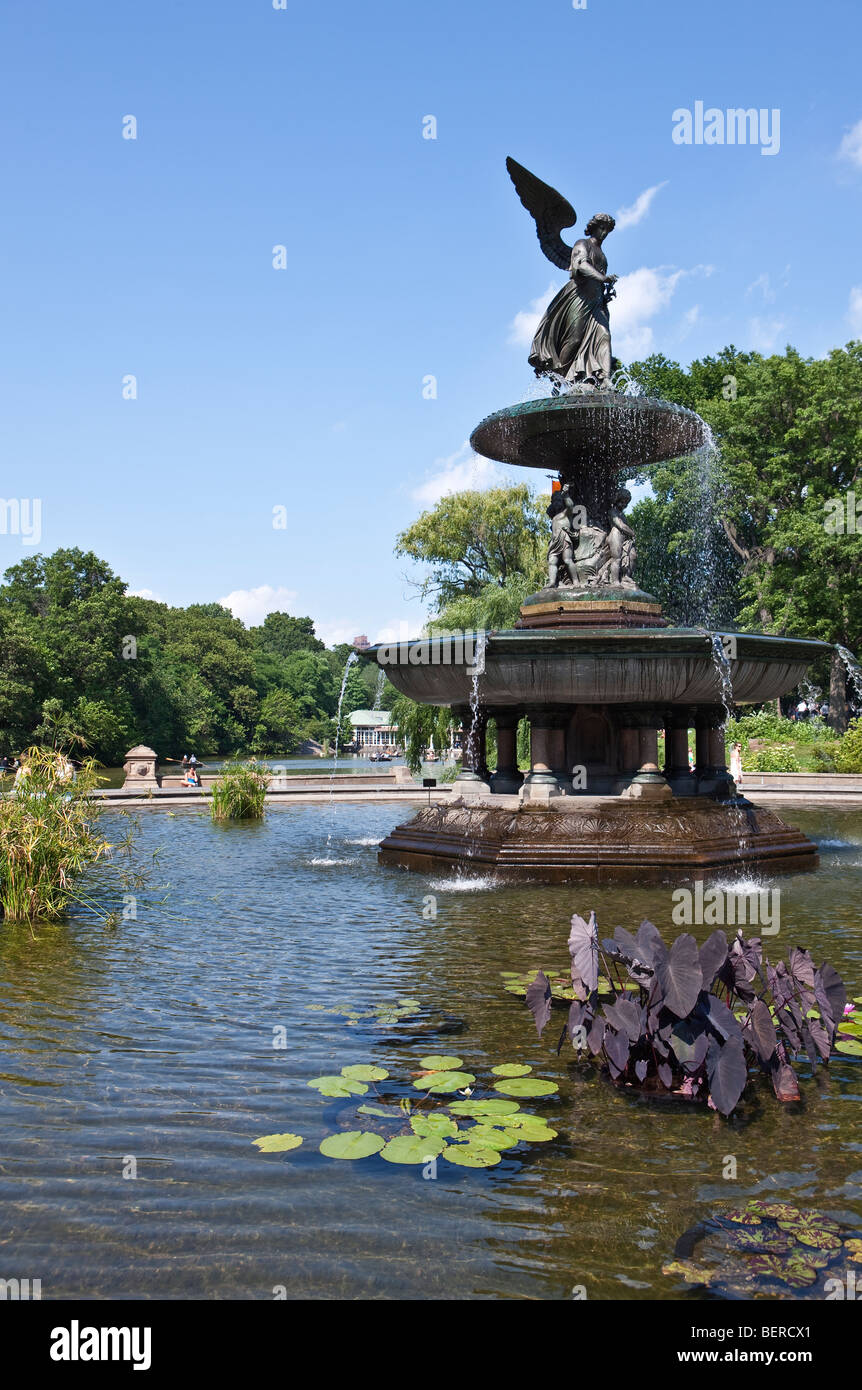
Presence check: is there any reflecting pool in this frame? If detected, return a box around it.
[0,802,860,1299]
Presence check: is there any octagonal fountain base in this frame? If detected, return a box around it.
[377,795,819,884]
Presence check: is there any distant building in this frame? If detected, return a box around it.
[352,634,370,650]
[349,709,398,752]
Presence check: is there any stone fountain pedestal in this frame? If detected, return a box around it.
[376,794,819,884]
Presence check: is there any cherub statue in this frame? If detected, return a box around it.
[507,156,618,391]
[606,487,638,587]
[546,487,580,588]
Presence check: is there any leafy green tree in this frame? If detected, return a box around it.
[252,690,303,753]
[252,612,323,659]
[396,485,546,604]
[629,343,862,724]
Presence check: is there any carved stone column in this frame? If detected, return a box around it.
[664,707,697,796]
[694,706,734,799]
[489,712,523,795]
[521,709,560,800]
[453,704,491,796]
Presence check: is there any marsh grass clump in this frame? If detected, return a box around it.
[209,760,270,822]
[0,746,133,924]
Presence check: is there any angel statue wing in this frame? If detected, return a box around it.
[506,156,576,271]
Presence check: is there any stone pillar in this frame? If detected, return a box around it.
[618,725,641,776]
[122,745,161,790]
[489,712,523,795]
[521,709,560,801]
[638,726,659,770]
[694,707,734,799]
[453,705,491,797]
[620,711,671,801]
[664,708,697,796]
[548,715,572,794]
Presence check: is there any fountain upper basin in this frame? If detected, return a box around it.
[470,393,707,473]
[364,629,830,708]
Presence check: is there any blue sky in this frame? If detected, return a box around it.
[1,0,861,643]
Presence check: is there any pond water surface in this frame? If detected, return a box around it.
[1,801,860,1300]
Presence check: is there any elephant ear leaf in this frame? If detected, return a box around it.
[745,998,778,1066]
[568,911,599,997]
[526,971,553,1037]
[706,1035,748,1115]
[817,962,846,1045]
[769,1056,801,1103]
[699,930,729,988]
[655,933,703,1018]
[637,919,666,960]
[603,1026,631,1079]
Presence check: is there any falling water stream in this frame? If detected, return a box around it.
[836,644,862,713]
[372,666,386,711]
[326,650,360,847]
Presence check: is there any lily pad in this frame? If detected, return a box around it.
[777,1210,840,1236]
[411,1114,459,1140]
[745,1201,800,1221]
[356,1103,401,1119]
[727,1226,791,1253]
[490,1063,532,1078]
[418,1054,463,1070]
[492,1077,559,1098]
[443,1143,501,1168]
[467,1124,522,1150]
[319,1130,385,1160]
[788,1227,842,1251]
[307,1075,368,1097]
[252,1132,303,1153]
[340,1064,389,1082]
[412,1070,476,1094]
[447,1099,520,1117]
[380,1134,447,1165]
[501,1114,558,1141]
[723,1209,762,1225]
[844,1238,862,1263]
[745,1253,818,1288]
[836,1037,862,1055]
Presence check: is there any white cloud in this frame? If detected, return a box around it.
[746,272,775,303]
[614,181,668,232]
[612,266,685,359]
[748,316,787,352]
[848,286,862,335]
[218,584,299,626]
[128,587,163,602]
[678,304,700,339]
[838,118,862,168]
[411,441,506,506]
[508,280,561,347]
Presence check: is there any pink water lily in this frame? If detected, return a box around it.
[844,1004,856,1016]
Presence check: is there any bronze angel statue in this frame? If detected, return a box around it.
[507,156,618,390]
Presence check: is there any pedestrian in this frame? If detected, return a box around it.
[729,741,743,787]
